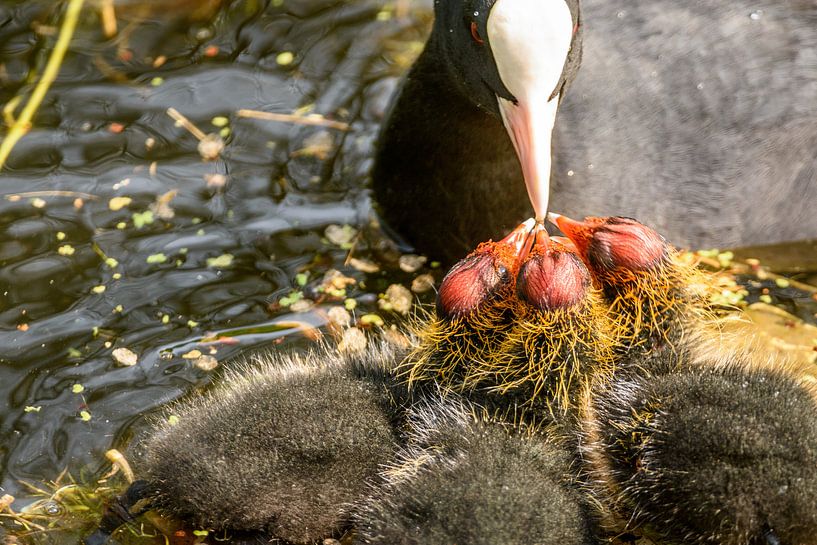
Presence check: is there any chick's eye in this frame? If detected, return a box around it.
[470,21,484,44]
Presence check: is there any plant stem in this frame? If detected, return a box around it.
[0,0,86,170]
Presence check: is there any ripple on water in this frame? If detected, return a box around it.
[0,0,433,516]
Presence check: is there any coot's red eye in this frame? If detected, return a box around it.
[470,22,484,44]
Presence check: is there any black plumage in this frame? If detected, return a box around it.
[131,341,408,543]
[373,0,817,264]
[355,396,598,545]
[372,0,582,264]
[581,360,817,545]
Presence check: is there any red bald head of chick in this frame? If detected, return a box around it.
[516,226,591,313]
[548,214,668,281]
[437,219,535,320]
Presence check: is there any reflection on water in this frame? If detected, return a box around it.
[0,0,432,514]
[0,0,814,543]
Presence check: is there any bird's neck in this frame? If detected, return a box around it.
[408,36,484,113]
[372,37,528,259]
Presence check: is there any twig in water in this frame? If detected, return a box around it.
[237,109,350,131]
[3,96,22,126]
[100,0,117,38]
[4,190,100,201]
[166,108,207,141]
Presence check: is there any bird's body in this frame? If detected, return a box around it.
[132,342,408,543]
[355,396,598,545]
[553,0,817,249]
[580,358,817,545]
[373,0,817,264]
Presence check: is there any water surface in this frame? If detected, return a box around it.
[0,1,814,543]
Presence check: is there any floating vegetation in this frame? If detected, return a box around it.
[112,348,139,367]
[0,452,132,544]
[0,3,441,543]
[695,249,817,296]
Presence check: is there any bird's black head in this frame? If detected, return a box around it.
[430,0,583,116]
[428,0,583,220]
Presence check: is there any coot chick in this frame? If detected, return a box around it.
[580,358,817,545]
[405,221,616,421]
[550,212,816,379]
[355,395,598,545]
[403,219,534,387]
[549,213,712,368]
[104,341,407,544]
[485,226,617,414]
[373,0,582,263]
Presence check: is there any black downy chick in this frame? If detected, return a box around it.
[355,395,599,545]
[403,219,534,395]
[580,358,817,545]
[488,226,617,418]
[90,341,408,544]
[548,213,811,377]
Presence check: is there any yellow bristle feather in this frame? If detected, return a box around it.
[401,283,624,415]
[601,251,717,352]
[400,293,515,389]
[485,288,622,413]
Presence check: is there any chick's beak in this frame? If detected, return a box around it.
[497,218,536,254]
[516,221,550,268]
[548,212,591,255]
[530,222,551,251]
[550,235,578,253]
[548,212,582,237]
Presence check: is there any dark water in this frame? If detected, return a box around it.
[0,0,815,543]
[0,0,432,512]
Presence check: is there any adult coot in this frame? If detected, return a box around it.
[373,0,583,263]
[373,0,817,263]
